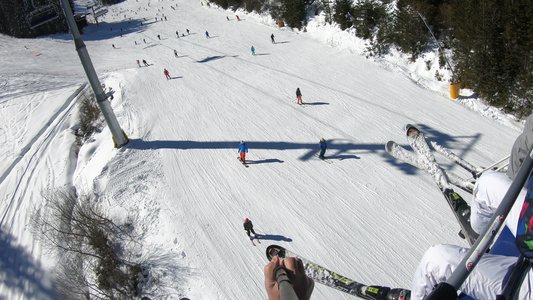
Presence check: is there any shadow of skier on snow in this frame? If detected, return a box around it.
[245,158,284,165]
[196,55,226,63]
[255,234,292,242]
[300,101,329,106]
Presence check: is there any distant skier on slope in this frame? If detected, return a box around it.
[318,138,327,159]
[271,33,275,44]
[251,45,255,55]
[296,87,303,104]
[164,69,171,80]
[238,141,248,162]
[243,218,256,238]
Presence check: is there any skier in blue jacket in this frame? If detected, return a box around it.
[238,141,248,162]
[318,138,327,159]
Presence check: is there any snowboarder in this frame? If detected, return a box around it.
[296,87,303,104]
[174,49,178,57]
[142,59,149,66]
[205,31,210,38]
[251,45,255,55]
[238,141,248,162]
[271,33,275,44]
[164,69,171,80]
[243,218,256,237]
[136,59,141,67]
[318,138,327,159]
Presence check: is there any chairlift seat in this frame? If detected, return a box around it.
[27,4,59,29]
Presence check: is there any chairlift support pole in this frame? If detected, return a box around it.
[59,0,129,148]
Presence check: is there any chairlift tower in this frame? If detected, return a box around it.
[56,0,129,147]
[26,0,128,148]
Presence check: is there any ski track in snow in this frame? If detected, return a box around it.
[0,0,527,299]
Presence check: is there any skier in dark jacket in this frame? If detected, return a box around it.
[318,138,327,159]
[243,218,255,237]
[296,87,303,104]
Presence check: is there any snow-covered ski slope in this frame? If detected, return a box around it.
[0,0,525,299]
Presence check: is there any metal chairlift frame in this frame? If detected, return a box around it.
[27,0,60,29]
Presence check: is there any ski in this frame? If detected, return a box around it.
[237,157,249,167]
[247,233,256,246]
[385,141,426,170]
[428,140,481,178]
[266,244,411,300]
[385,141,474,194]
[315,154,333,163]
[404,125,478,245]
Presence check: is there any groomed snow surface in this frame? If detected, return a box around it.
[0,0,524,299]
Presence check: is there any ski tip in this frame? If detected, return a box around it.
[385,140,396,152]
[266,245,286,261]
[405,124,420,137]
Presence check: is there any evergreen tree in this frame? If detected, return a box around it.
[352,0,387,40]
[392,0,430,58]
[279,0,312,29]
[333,0,353,31]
